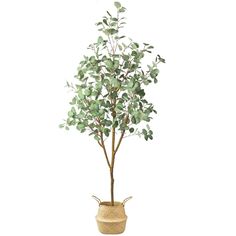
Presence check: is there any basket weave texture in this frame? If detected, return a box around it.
[96,201,127,234]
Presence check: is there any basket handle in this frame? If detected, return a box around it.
[122,196,133,206]
[92,195,101,205]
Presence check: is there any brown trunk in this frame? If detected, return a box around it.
[111,126,116,206]
[110,168,114,205]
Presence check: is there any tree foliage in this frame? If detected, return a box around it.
[60,2,165,143]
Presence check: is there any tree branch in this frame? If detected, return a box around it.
[88,124,102,147]
[114,114,129,155]
[111,127,116,168]
[97,140,103,147]
[90,119,110,168]
[100,131,111,168]
[114,130,125,155]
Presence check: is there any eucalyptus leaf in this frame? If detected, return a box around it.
[114,1,121,9]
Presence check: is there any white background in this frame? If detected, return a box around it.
[0,0,236,235]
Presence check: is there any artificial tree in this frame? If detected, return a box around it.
[60,2,164,207]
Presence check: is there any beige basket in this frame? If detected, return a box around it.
[92,196,132,234]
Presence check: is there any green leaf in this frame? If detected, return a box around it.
[119,7,126,13]
[110,91,118,99]
[104,128,110,137]
[114,1,121,9]
[84,88,91,96]
[81,129,86,133]
[158,54,166,63]
[95,81,102,90]
[141,112,149,121]
[59,124,64,128]
[94,134,100,141]
[68,111,74,117]
[122,54,129,61]
[105,120,112,126]
[108,28,118,35]
[133,42,139,48]
[136,89,145,97]
[116,103,123,110]
[90,102,99,111]
[131,50,137,57]
[122,93,128,100]
[113,60,119,69]
[78,123,85,130]
[120,123,128,130]
[76,123,86,133]
[111,78,120,88]
[142,129,147,135]
[70,97,76,105]
[131,116,136,124]
[129,127,134,133]
[97,36,104,44]
[89,56,96,63]
[78,70,84,80]
[105,101,111,108]
[78,90,84,99]
[110,22,116,27]
[106,11,112,16]
[104,59,113,69]
[113,120,119,128]
[150,68,159,78]
[127,80,134,88]
[103,19,108,26]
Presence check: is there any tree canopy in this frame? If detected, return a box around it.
[60,2,165,142]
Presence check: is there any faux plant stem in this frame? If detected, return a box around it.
[114,115,129,155]
[111,127,116,205]
[110,97,116,206]
[100,132,111,168]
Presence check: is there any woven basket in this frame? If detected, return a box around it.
[93,196,132,234]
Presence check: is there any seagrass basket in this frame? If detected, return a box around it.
[93,196,132,234]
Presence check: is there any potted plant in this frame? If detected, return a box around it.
[60,1,165,234]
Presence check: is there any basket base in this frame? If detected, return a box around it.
[96,219,127,234]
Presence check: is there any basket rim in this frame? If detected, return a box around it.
[99,201,123,206]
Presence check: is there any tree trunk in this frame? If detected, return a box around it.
[111,126,116,206]
[110,168,114,205]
